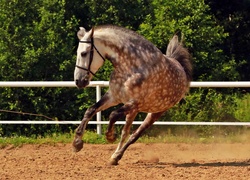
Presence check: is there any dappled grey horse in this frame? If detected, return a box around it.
[73,25,192,165]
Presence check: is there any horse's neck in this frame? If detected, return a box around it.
[100,42,129,68]
[97,34,165,73]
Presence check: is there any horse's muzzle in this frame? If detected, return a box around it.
[75,78,89,88]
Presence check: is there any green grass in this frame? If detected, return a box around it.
[1,129,250,149]
[138,132,250,144]
[0,130,107,148]
[0,133,71,148]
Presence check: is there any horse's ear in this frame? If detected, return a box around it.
[77,27,86,40]
[89,27,94,38]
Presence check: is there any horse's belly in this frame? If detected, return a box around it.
[111,81,188,113]
[138,89,184,112]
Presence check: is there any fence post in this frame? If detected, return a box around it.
[96,85,102,135]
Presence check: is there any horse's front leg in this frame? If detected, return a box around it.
[72,92,117,152]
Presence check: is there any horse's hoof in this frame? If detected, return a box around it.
[108,158,119,166]
[105,132,116,143]
[72,139,84,152]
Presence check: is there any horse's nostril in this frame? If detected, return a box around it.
[75,80,79,85]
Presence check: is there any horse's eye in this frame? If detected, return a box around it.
[81,52,87,57]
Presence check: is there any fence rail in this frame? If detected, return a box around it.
[0,81,109,87]
[0,120,250,126]
[1,81,250,87]
[1,81,250,135]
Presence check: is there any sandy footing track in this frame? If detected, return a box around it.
[1,143,250,180]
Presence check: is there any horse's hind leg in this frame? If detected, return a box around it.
[105,103,138,142]
[114,110,138,152]
[109,111,164,165]
[72,92,117,152]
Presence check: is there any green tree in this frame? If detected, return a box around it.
[83,0,152,30]
[138,0,239,81]
[0,0,80,136]
[206,0,250,81]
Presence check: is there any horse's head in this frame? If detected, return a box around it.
[74,27,105,88]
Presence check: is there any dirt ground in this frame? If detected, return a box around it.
[0,142,250,180]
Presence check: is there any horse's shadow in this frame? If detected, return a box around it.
[171,159,250,167]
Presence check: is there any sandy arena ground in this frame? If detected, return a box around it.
[0,142,250,180]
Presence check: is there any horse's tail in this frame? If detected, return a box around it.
[166,35,192,82]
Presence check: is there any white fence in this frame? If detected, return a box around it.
[1,81,250,135]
